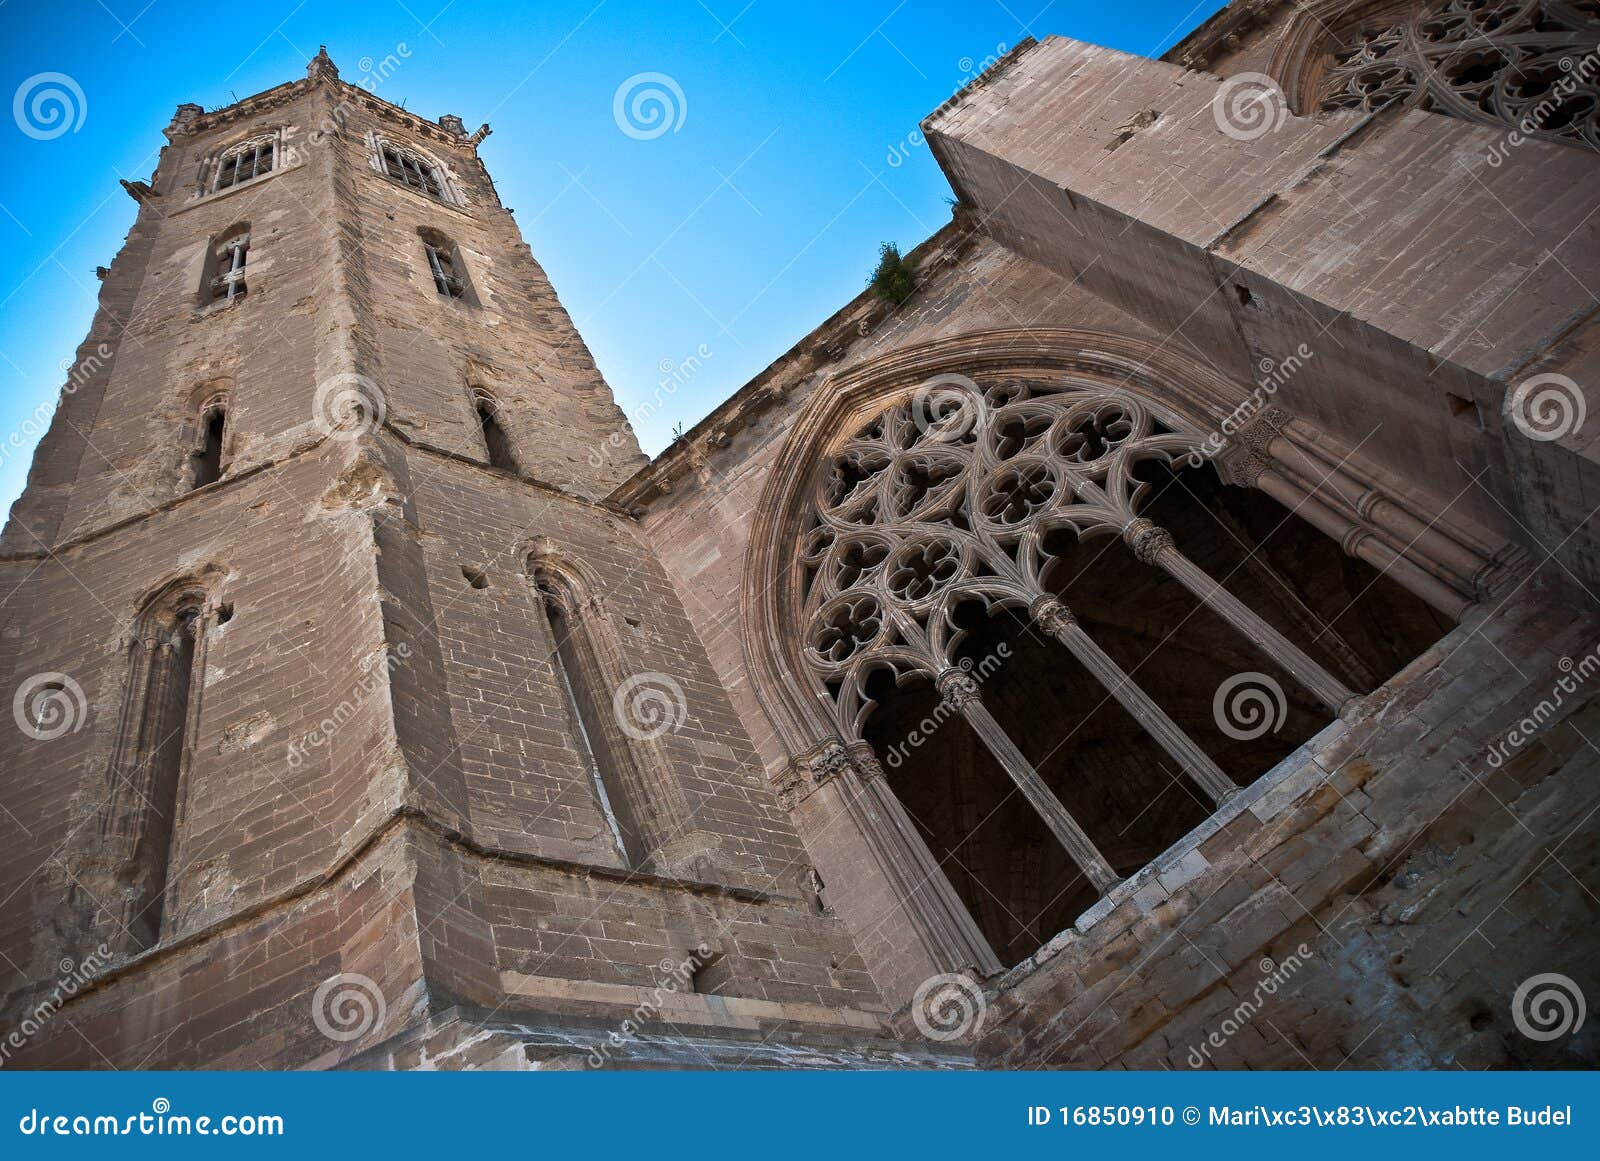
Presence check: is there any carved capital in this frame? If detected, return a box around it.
[1029,595,1076,637]
[808,740,851,787]
[935,668,981,710]
[1123,517,1175,566]
[1236,406,1290,457]
[1216,449,1272,488]
[846,741,884,784]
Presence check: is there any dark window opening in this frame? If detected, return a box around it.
[462,566,488,589]
[477,399,519,472]
[191,409,226,489]
[214,139,273,192]
[207,231,249,303]
[380,144,448,202]
[425,242,466,298]
[688,949,733,995]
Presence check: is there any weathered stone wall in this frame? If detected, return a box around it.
[975,584,1599,1068]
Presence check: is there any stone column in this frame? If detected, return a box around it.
[935,669,1120,894]
[1029,595,1237,805]
[842,742,1003,977]
[1124,517,1355,712]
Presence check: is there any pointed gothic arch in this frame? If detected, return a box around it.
[83,569,228,954]
[524,543,701,876]
[742,328,1504,974]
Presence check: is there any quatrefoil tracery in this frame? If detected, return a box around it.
[798,379,1207,736]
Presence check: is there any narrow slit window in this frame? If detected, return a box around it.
[475,395,518,472]
[208,231,249,303]
[426,242,465,298]
[191,407,225,488]
[540,581,638,865]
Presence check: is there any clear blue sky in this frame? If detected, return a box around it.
[0,0,1225,521]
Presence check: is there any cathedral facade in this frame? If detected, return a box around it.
[1,0,1597,1068]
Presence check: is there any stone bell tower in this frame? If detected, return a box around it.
[0,49,920,1069]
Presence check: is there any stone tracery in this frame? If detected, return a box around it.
[1316,0,1600,148]
[794,376,1360,898]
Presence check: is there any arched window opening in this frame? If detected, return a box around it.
[1314,1,1600,151]
[204,224,249,304]
[536,571,643,867]
[378,141,451,203]
[474,391,519,472]
[795,377,1456,967]
[98,581,222,953]
[191,405,226,489]
[419,229,470,301]
[211,135,275,193]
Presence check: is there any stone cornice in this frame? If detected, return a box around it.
[1161,0,1289,72]
[164,59,487,155]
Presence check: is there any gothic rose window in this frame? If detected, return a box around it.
[1317,0,1600,149]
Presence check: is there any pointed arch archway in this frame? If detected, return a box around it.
[741,328,1494,984]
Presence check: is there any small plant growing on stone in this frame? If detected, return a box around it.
[868,242,916,305]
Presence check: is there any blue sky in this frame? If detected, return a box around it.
[0,0,1226,520]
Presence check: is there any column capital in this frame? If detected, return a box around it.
[1123,517,1175,566]
[1029,594,1076,636]
[846,740,884,784]
[935,667,981,710]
